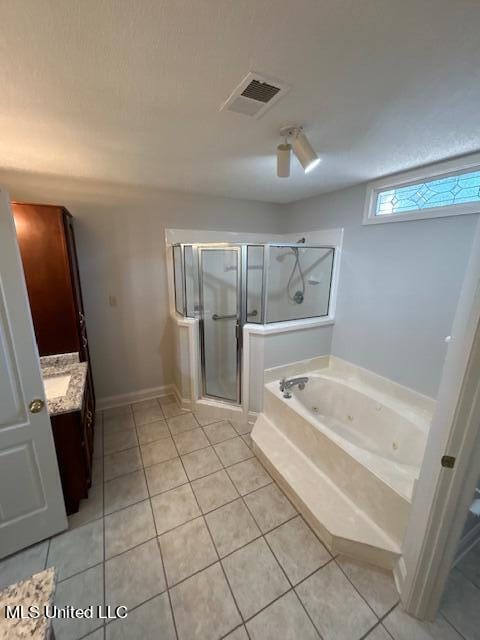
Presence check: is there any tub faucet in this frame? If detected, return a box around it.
[279,376,309,399]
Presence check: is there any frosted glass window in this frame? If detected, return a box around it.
[246,246,263,323]
[376,170,480,216]
[266,247,334,323]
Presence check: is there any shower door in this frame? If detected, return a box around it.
[199,247,241,403]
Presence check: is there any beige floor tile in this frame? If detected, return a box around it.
[47,519,103,581]
[106,592,175,640]
[226,458,271,496]
[105,538,166,610]
[132,401,164,426]
[173,428,210,455]
[140,437,177,467]
[206,498,260,557]
[136,418,170,445]
[104,447,142,482]
[296,562,377,640]
[191,469,239,513]
[104,469,148,514]
[103,411,135,434]
[68,479,103,530]
[440,568,480,640]
[383,605,463,640]
[53,564,104,640]
[181,446,223,480]
[203,421,237,443]
[145,458,188,496]
[158,394,177,406]
[244,483,296,533]
[103,428,138,456]
[194,412,224,427]
[364,626,393,640]
[456,541,480,588]
[214,437,253,467]
[241,434,252,449]
[167,412,198,434]
[247,591,320,640]
[222,538,290,619]
[151,484,201,535]
[170,563,241,640]
[224,627,249,640]
[336,555,399,617]
[231,421,253,436]
[160,517,218,586]
[0,541,49,590]
[266,516,331,584]
[163,402,189,419]
[104,500,156,559]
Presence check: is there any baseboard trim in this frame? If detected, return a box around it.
[97,384,175,411]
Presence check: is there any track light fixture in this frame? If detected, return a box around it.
[277,125,320,178]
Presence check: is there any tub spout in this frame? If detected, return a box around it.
[280,376,309,398]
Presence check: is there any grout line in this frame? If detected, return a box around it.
[133,405,180,640]
[438,611,468,640]
[164,423,249,638]
[237,485,326,639]
[333,556,384,622]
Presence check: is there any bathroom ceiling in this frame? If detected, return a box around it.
[1,0,480,204]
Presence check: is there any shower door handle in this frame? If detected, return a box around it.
[212,313,237,321]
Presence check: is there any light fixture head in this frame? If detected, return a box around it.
[291,130,320,173]
[279,124,320,175]
[276,143,291,178]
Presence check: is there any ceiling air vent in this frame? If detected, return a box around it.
[220,72,290,119]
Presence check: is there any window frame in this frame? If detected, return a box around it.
[363,153,480,225]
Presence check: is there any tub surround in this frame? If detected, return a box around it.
[252,356,434,570]
[40,353,87,416]
[0,568,56,639]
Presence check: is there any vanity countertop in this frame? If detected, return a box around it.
[0,567,56,639]
[40,352,87,416]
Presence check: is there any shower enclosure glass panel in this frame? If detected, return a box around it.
[184,245,195,317]
[246,245,263,323]
[199,248,241,402]
[266,246,334,322]
[173,245,185,315]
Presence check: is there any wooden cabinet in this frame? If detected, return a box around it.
[12,202,96,514]
[12,202,95,402]
[50,375,95,514]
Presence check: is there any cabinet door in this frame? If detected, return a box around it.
[63,214,96,405]
[12,204,79,356]
[81,380,94,485]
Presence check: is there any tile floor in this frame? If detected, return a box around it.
[0,395,474,640]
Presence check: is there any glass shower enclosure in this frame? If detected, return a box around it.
[172,243,335,405]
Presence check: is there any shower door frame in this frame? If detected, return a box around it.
[195,244,247,405]
[173,241,337,406]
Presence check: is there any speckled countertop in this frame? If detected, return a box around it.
[0,568,56,639]
[40,352,87,416]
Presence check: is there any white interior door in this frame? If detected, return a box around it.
[0,187,67,559]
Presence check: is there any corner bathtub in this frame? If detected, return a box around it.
[257,364,433,547]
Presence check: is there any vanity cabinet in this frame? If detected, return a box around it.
[50,376,95,514]
[12,202,97,515]
[11,202,95,404]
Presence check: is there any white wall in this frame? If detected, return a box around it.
[0,170,283,402]
[287,185,479,398]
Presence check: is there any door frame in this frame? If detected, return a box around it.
[399,217,480,619]
[197,245,243,405]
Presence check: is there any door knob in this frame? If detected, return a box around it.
[29,399,45,414]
